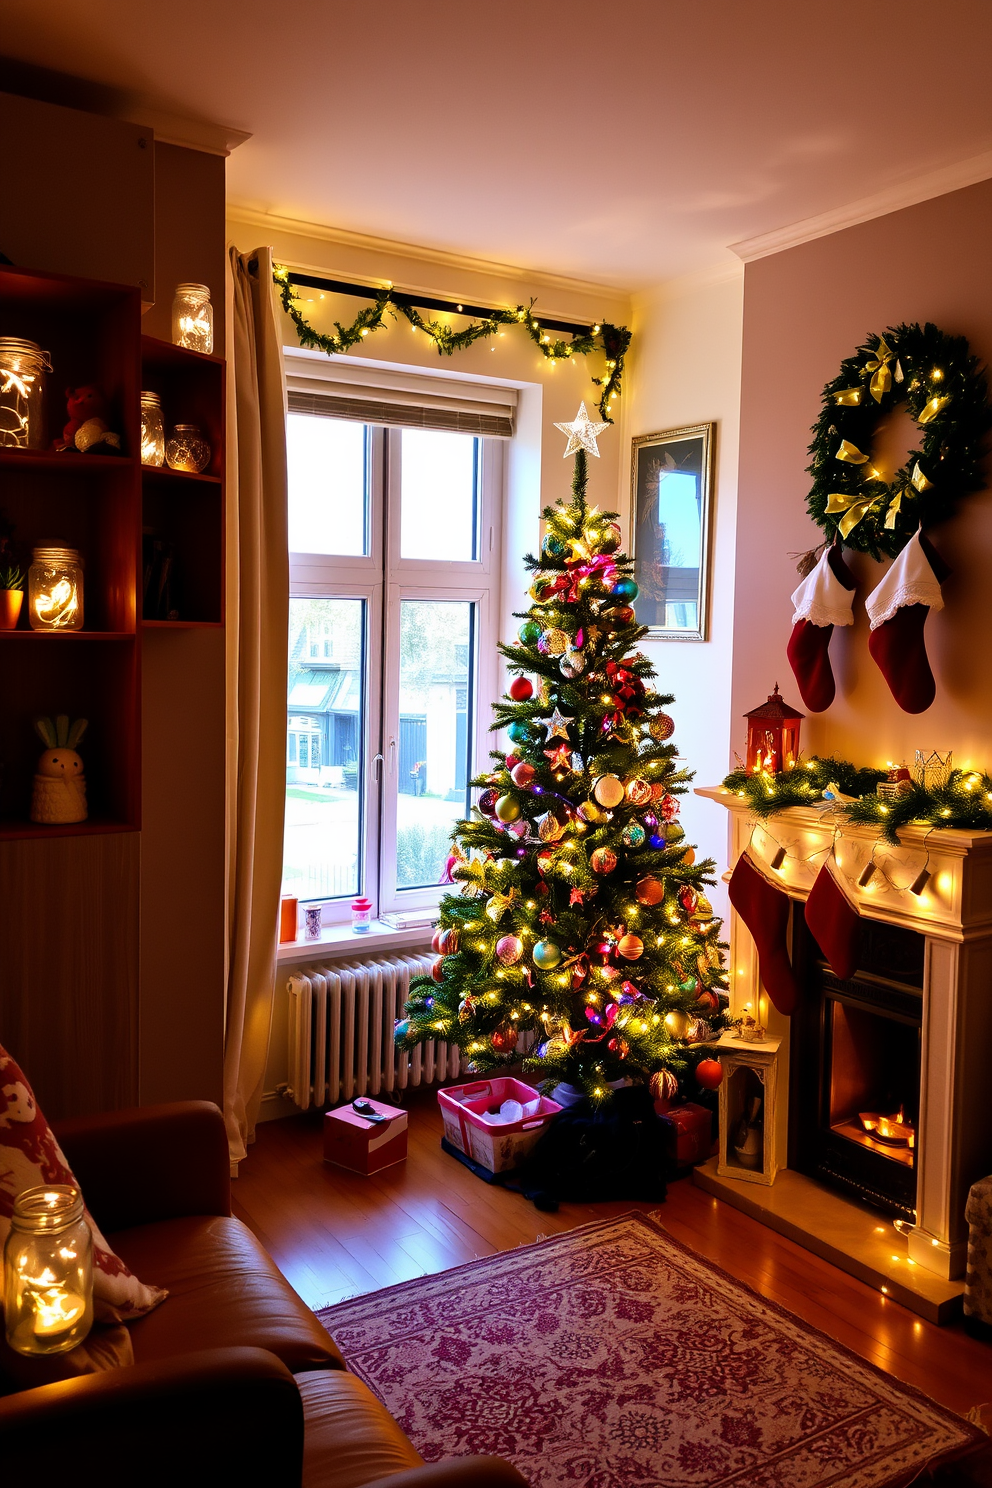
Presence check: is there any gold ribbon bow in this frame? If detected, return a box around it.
[911,460,934,492]
[918,394,950,425]
[485,888,518,923]
[865,337,895,402]
[825,490,880,538]
[834,439,869,465]
[832,386,863,406]
[883,488,910,530]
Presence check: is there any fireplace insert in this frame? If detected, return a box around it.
[789,915,923,1220]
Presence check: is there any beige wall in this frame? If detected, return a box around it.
[627,268,744,911]
[732,178,992,771]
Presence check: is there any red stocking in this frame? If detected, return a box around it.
[866,531,950,714]
[727,851,798,1015]
[804,864,859,981]
[787,545,856,713]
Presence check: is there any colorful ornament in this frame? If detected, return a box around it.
[542,533,567,558]
[496,934,523,966]
[695,894,715,920]
[533,940,562,969]
[696,1058,724,1090]
[394,1019,410,1041]
[518,619,541,645]
[679,884,698,913]
[681,846,696,866]
[650,713,675,741]
[560,649,585,678]
[621,822,646,849]
[611,577,638,602]
[536,850,554,876]
[511,761,536,787]
[686,1017,711,1044]
[495,794,522,823]
[431,958,445,982]
[477,788,499,816]
[660,793,680,822]
[431,926,445,953]
[650,1069,679,1108]
[509,676,533,701]
[529,576,555,603]
[507,720,530,745]
[546,708,573,739]
[665,1008,691,1039]
[617,934,643,960]
[538,811,566,842]
[491,1026,519,1053]
[543,628,569,656]
[625,777,652,806]
[593,774,625,808]
[590,846,617,876]
[607,1037,630,1058]
[635,876,664,906]
[599,521,622,553]
[554,401,609,458]
[438,927,459,955]
[695,988,720,1014]
[578,799,607,824]
[458,998,475,1023]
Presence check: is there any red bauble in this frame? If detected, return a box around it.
[505,753,520,770]
[509,676,534,701]
[431,958,445,983]
[695,1058,724,1090]
[511,761,536,787]
[438,927,459,956]
[696,989,720,1014]
[431,927,444,953]
[478,788,499,817]
[491,1026,519,1053]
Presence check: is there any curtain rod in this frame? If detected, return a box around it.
[285,271,595,338]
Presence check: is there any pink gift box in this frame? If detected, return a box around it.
[439,1077,561,1174]
[323,1098,408,1175]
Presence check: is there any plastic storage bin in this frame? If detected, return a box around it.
[439,1077,561,1174]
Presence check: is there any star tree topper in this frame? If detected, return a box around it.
[554,401,609,458]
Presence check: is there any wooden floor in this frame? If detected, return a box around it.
[234,1086,992,1422]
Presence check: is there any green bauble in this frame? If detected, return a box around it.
[507,720,530,744]
[495,794,521,823]
[518,620,542,645]
[533,940,562,970]
[612,577,638,602]
[542,534,567,558]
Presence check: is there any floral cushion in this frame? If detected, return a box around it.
[0,1043,167,1325]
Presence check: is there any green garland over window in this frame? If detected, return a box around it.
[806,321,991,561]
[722,758,992,843]
[272,264,631,424]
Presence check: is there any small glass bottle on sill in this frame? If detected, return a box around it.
[165,424,211,474]
[352,896,373,934]
[171,283,214,354]
[140,391,166,467]
[4,1184,94,1356]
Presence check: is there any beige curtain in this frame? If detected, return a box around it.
[223,247,289,1166]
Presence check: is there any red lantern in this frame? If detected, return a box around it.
[744,683,804,774]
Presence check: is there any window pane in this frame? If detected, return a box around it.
[283,598,365,901]
[288,415,368,556]
[400,429,478,561]
[395,600,473,890]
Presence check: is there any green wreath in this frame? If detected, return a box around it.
[806,321,990,560]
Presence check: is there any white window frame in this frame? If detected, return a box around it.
[287,415,503,925]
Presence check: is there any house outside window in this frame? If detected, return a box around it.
[282,390,504,926]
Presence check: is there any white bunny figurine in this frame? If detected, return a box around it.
[30,714,88,824]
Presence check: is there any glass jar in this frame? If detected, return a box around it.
[140,391,165,467]
[352,896,372,934]
[29,545,84,631]
[171,283,214,354]
[4,1184,93,1356]
[0,338,52,450]
[165,424,211,474]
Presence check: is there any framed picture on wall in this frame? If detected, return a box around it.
[630,423,714,641]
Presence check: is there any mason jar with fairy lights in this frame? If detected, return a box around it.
[3,1184,94,1356]
[140,391,166,466]
[29,545,84,631]
[171,283,214,354]
[0,338,52,450]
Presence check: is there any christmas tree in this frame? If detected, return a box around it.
[396,408,728,1104]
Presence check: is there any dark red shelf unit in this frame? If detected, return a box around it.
[0,264,143,838]
[140,335,225,626]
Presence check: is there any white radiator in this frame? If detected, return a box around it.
[286,954,466,1110]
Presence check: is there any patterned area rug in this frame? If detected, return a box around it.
[317,1212,983,1488]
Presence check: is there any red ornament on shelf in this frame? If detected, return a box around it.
[744,683,804,774]
[509,676,533,701]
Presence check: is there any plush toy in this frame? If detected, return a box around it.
[55,386,121,454]
[30,715,88,824]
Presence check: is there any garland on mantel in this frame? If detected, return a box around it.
[272,264,632,423]
[722,758,992,843]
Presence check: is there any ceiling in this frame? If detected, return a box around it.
[2,0,991,289]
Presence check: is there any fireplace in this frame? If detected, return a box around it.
[789,917,922,1220]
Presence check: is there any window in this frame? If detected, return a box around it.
[283,412,502,924]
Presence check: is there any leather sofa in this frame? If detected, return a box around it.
[0,1101,528,1488]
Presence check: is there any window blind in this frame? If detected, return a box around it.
[285,352,516,438]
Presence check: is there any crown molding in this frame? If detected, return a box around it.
[123,107,251,157]
[634,258,744,304]
[225,202,632,308]
[730,149,992,262]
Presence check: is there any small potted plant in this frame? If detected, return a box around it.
[0,562,24,630]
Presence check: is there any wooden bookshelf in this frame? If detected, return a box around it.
[0,266,226,840]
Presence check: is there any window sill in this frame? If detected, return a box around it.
[276,919,434,965]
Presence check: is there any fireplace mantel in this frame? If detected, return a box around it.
[695,784,992,1314]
